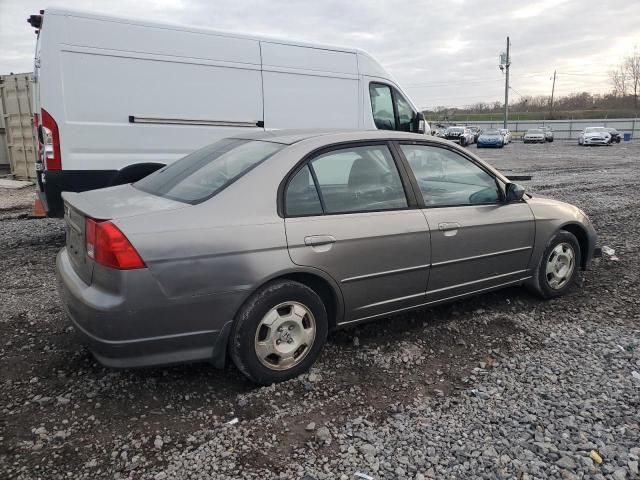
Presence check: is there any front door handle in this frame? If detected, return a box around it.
[438,222,461,231]
[304,235,336,246]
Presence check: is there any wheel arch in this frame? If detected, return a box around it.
[109,162,165,185]
[559,222,589,270]
[237,267,345,331]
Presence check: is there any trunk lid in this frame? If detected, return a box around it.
[62,184,187,284]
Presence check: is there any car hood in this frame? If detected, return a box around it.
[584,131,609,138]
[62,184,188,220]
[525,133,544,137]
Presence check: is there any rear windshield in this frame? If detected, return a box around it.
[134,139,285,204]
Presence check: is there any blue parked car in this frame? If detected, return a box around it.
[477,129,505,148]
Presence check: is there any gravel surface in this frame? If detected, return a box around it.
[1,141,639,480]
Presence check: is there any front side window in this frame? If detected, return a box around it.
[400,144,500,207]
[369,83,417,133]
[301,145,407,214]
[369,83,395,130]
[135,139,284,204]
[395,91,415,132]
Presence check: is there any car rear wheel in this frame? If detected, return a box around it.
[229,280,328,385]
[528,231,581,299]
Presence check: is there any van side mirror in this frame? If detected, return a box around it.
[414,112,426,134]
[505,182,525,202]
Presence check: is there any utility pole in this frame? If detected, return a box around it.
[549,70,557,119]
[501,37,511,129]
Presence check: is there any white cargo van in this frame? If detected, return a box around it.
[28,8,428,216]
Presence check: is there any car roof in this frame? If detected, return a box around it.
[227,129,449,146]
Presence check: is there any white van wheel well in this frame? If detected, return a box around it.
[110,163,164,185]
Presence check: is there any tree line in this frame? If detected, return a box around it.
[426,50,639,118]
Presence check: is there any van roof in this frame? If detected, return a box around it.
[44,8,370,57]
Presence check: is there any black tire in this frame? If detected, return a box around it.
[528,231,581,299]
[229,280,328,385]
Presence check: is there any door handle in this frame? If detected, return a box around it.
[438,222,461,231]
[304,235,336,246]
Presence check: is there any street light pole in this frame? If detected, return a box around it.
[549,70,557,119]
[503,36,510,129]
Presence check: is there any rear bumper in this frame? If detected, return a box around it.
[56,248,236,368]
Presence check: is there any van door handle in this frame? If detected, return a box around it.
[304,235,336,246]
[438,222,461,231]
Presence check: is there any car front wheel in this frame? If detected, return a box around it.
[529,231,581,299]
[229,280,328,385]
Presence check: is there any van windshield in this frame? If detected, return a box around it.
[134,139,285,204]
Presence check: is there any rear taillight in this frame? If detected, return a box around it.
[40,108,61,170]
[85,218,145,270]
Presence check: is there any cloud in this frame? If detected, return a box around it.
[0,0,638,108]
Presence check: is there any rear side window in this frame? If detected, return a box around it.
[134,139,284,204]
[285,145,408,215]
[285,165,323,216]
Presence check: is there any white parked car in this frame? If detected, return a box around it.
[443,127,475,146]
[541,126,554,142]
[578,127,611,146]
[28,8,428,217]
[523,129,546,143]
[499,128,512,144]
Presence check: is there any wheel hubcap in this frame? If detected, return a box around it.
[254,302,316,371]
[545,242,575,290]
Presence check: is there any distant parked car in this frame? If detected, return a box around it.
[523,129,546,144]
[468,126,482,142]
[477,129,505,148]
[605,128,621,143]
[499,128,512,144]
[578,127,611,146]
[56,129,600,384]
[444,126,475,146]
[541,126,554,142]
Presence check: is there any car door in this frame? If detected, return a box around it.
[283,142,431,323]
[396,142,535,302]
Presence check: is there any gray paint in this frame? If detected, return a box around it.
[56,129,598,368]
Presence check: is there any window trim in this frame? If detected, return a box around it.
[392,140,507,209]
[279,140,419,218]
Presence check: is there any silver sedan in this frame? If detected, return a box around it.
[57,130,599,384]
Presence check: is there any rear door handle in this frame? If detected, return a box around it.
[304,235,336,246]
[438,222,461,231]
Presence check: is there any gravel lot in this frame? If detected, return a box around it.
[1,141,639,480]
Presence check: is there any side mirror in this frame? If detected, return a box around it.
[505,182,526,202]
[414,112,426,134]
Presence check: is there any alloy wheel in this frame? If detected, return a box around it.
[254,302,316,371]
[545,242,575,290]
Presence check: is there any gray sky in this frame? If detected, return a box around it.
[1,0,638,109]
